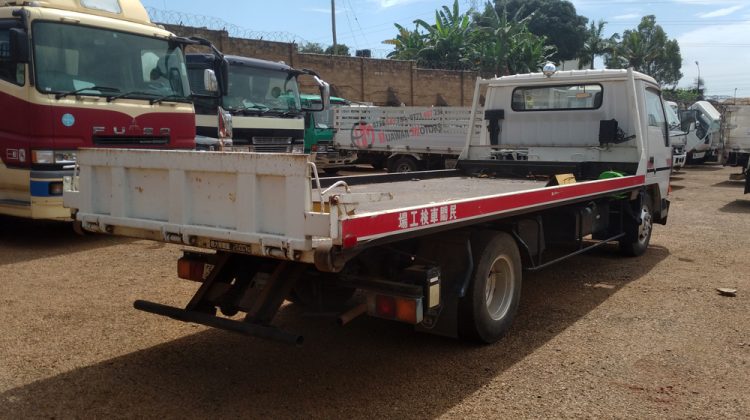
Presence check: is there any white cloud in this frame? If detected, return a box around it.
[304,7,345,14]
[677,21,750,96]
[372,0,430,8]
[698,5,744,18]
[612,13,640,21]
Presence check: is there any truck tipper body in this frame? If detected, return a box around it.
[64,68,672,345]
[333,105,472,172]
[0,0,197,220]
[722,103,750,171]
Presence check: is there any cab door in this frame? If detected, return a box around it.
[643,86,672,208]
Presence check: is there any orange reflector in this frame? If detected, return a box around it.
[177,258,208,282]
[395,298,418,324]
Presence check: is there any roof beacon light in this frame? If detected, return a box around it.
[542,62,557,78]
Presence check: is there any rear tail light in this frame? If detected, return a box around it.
[367,294,423,324]
[177,257,213,282]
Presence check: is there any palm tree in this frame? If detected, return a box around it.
[577,20,613,70]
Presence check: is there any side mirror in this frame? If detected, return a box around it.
[680,114,695,133]
[300,75,330,112]
[9,28,29,63]
[203,69,218,93]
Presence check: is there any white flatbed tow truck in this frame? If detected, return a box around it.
[64,67,672,344]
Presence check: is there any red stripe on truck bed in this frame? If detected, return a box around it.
[340,175,646,247]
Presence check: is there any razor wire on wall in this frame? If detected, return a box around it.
[146,7,310,45]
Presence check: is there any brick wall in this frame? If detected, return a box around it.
[165,24,478,107]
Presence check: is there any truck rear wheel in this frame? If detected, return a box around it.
[459,232,522,344]
[388,156,419,173]
[619,195,653,257]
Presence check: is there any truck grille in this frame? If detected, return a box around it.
[94,136,169,146]
[252,137,292,153]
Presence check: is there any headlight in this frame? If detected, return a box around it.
[291,144,305,154]
[54,151,77,165]
[317,144,328,153]
[32,150,54,164]
[32,150,77,165]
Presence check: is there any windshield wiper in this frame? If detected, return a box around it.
[228,104,270,116]
[267,109,301,118]
[55,86,120,100]
[107,91,157,103]
[149,94,189,105]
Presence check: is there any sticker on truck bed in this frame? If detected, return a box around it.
[340,175,646,248]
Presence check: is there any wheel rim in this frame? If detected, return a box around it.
[484,255,515,321]
[638,206,653,245]
[396,162,414,172]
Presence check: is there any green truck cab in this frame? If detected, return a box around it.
[301,94,357,171]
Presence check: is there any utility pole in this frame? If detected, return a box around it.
[331,0,337,55]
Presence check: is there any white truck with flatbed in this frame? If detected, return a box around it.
[64,68,672,344]
[333,106,473,172]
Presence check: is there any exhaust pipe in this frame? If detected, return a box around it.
[337,303,367,326]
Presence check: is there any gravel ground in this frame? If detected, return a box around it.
[0,164,748,419]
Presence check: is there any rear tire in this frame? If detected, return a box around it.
[459,232,522,344]
[388,156,419,173]
[619,194,653,257]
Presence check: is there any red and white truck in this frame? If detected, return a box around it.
[64,67,672,344]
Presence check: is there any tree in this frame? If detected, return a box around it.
[325,44,351,56]
[383,1,556,76]
[298,42,325,54]
[577,20,615,70]
[413,0,474,70]
[493,0,588,61]
[471,3,555,76]
[383,24,425,60]
[605,16,683,88]
[663,88,700,106]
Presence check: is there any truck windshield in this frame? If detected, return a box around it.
[33,22,190,101]
[665,104,681,130]
[224,65,301,114]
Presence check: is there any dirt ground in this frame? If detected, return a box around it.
[0,164,748,419]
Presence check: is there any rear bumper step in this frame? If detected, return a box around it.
[133,300,303,346]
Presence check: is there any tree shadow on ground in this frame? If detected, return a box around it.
[0,245,669,419]
[719,200,750,214]
[683,164,724,172]
[712,180,745,189]
[0,216,131,266]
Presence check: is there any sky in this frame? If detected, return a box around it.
[141,0,749,98]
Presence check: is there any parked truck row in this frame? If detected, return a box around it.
[0,0,338,222]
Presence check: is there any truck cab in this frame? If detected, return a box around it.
[301,94,357,170]
[684,101,722,164]
[187,53,328,153]
[0,0,197,220]
[665,101,687,171]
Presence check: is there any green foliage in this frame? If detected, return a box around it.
[298,42,325,54]
[605,16,683,88]
[576,20,616,70]
[470,4,555,76]
[383,23,425,60]
[493,0,588,61]
[663,88,700,105]
[412,0,474,70]
[325,44,351,56]
[384,1,555,76]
